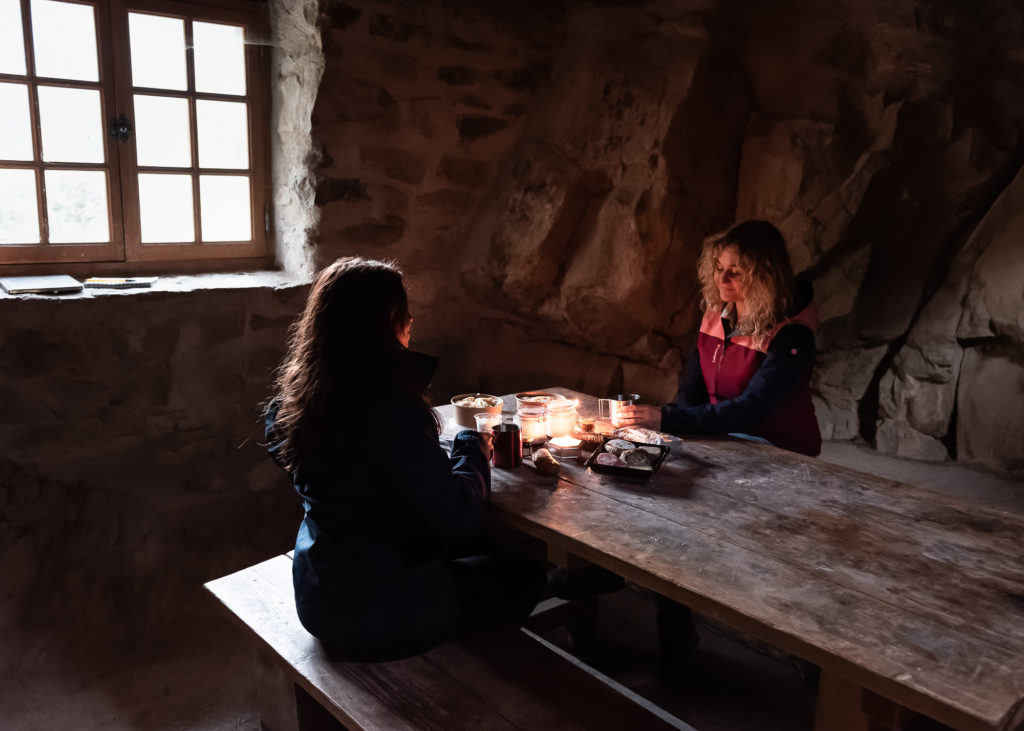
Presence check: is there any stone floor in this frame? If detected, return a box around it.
[1,440,1020,731]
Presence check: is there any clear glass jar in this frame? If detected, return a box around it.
[545,399,578,438]
[518,406,547,444]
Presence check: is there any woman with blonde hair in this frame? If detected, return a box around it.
[654,220,821,679]
[265,256,544,661]
[661,219,821,456]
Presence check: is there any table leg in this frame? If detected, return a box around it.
[814,670,916,731]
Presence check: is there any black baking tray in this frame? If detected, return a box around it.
[583,436,670,479]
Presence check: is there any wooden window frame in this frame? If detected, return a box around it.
[0,0,272,277]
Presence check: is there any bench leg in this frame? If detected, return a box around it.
[814,670,916,731]
[256,646,300,731]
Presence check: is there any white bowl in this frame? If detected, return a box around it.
[514,391,560,411]
[450,393,503,429]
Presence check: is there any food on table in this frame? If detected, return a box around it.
[595,452,628,468]
[604,439,635,457]
[454,395,503,408]
[532,448,560,475]
[613,427,675,445]
[640,446,661,458]
[519,394,557,403]
[621,447,653,466]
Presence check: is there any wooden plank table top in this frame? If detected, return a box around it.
[437,387,1024,731]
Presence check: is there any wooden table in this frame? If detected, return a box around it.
[438,387,1024,731]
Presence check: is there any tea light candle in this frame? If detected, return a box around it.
[546,399,578,438]
[547,435,581,458]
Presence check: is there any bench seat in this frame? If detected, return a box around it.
[205,554,690,731]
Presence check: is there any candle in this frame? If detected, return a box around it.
[518,406,547,442]
[546,399,578,438]
[547,435,581,458]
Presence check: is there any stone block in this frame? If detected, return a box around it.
[492,60,552,92]
[368,13,428,43]
[875,419,950,462]
[443,33,492,53]
[437,65,479,86]
[456,114,509,141]
[416,189,476,214]
[315,178,369,205]
[359,145,427,184]
[437,156,490,189]
[956,347,1024,473]
[321,2,361,29]
[339,215,407,246]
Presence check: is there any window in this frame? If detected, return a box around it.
[0,0,270,274]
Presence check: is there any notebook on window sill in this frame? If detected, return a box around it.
[0,275,83,295]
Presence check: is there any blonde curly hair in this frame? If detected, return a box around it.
[697,220,797,345]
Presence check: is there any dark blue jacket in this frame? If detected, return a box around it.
[265,354,491,659]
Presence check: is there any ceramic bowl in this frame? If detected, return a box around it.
[451,393,503,429]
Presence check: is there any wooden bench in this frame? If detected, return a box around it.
[205,553,692,731]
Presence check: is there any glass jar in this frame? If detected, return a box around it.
[545,399,578,439]
[518,406,547,444]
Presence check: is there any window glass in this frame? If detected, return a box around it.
[0,83,34,161]
[31,0,99,81]
[128,12,187,90]
[200,175,250,241]
[138,173,194,242]
[197,100,248,169]
[193,21,245,95]
[134,95,191,167]
[45,169,110,242]
[38,86,105,163]
[0,0,27,75]
[0,169,40,244]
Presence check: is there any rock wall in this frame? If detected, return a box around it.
[308,0,1024,475]
[0,282,305,680]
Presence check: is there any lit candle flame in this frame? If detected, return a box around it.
[549,436,581,448]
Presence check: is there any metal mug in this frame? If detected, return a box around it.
[598,393,641,427]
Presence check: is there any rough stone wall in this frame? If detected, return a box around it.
[309,0,1024,475]
[0,284,306,680]
[727,0,1024,474]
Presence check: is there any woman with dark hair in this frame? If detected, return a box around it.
[265,256,544,661]
[661,219,821,456]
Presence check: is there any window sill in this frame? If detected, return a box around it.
[0,270,310,301]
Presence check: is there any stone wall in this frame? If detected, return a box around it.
[308,0,1024,476]
[0,281,305,680]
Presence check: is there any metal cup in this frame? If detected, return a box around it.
[598,393,641,427]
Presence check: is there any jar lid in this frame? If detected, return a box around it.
[547,399,576,413]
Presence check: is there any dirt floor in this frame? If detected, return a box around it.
[2,440,1020,731]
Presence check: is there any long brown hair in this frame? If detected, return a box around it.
[696,220,797,344]
[268,257,427,472]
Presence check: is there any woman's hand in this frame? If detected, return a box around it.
[475,431,494,462]
[613,403,661,428]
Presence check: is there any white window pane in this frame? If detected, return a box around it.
[0,83,34,161]
[45,169,109,243]
[197,100,248,169]
[134,95,191,167]
[30,0,98,81]
[0,169,40,244]
[38,86,104,163]
[194,21,246,95]
[128,13,186,91]
[139,173,193,242]
[200,175,250,241]
[0,0,27,75]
